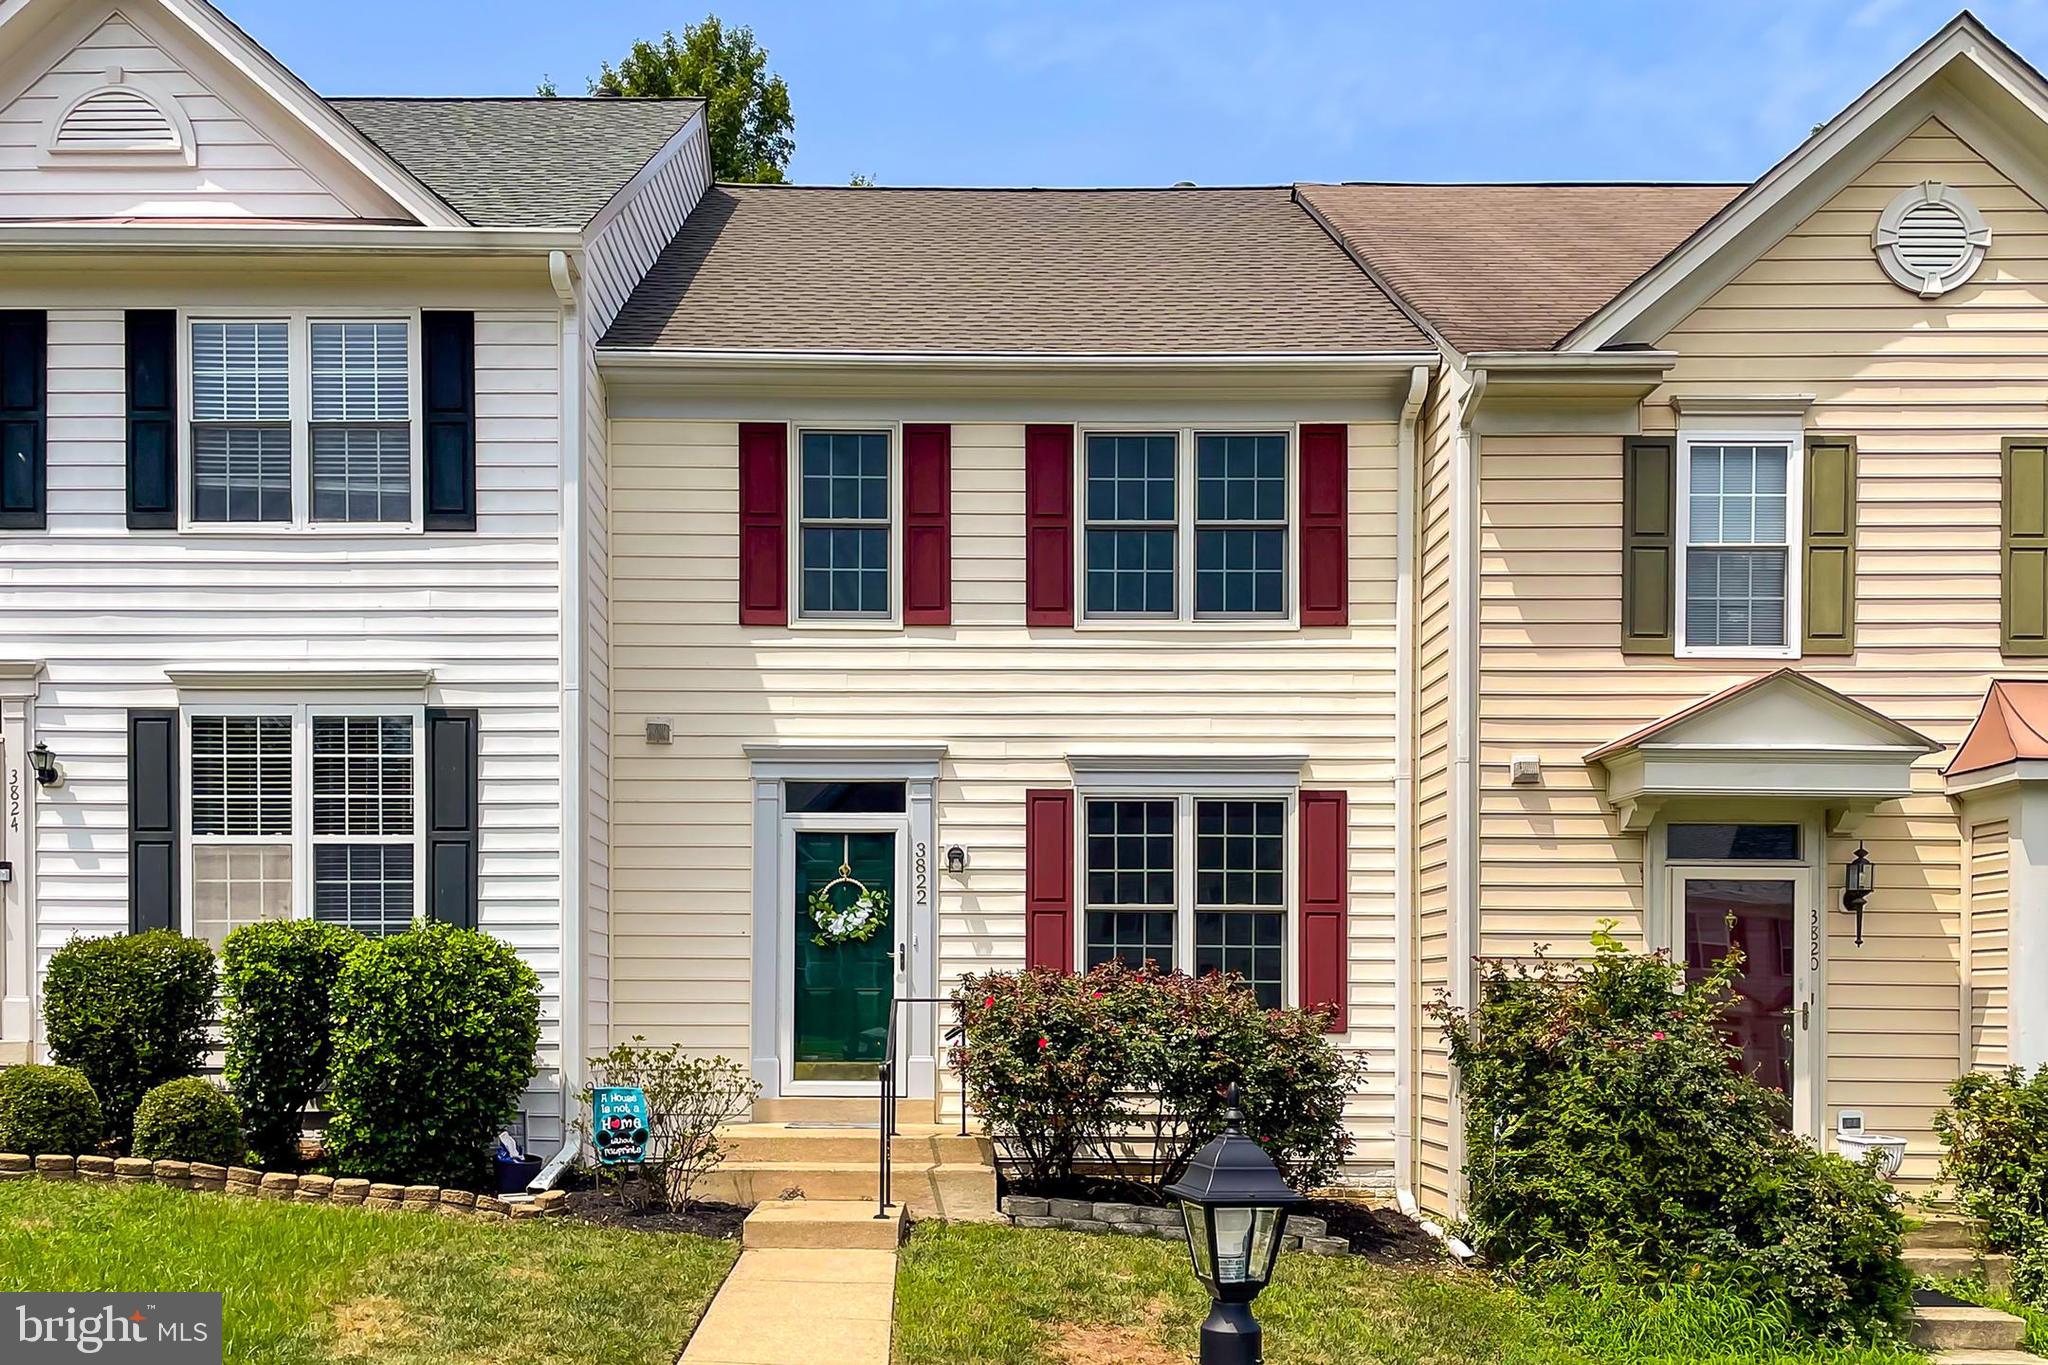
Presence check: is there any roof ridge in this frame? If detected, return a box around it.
[330,95,705,105]
[1305,180,1750,189]
[711,182,1298,193]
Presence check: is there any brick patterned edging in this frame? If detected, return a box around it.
[999,1196,1352,1257]
[0,1153,570,1221]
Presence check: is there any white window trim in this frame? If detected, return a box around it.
[1674,420,1804,661]
[1072,785,1300,1008]
[178,701,427,939]
[786,421,904,629]
[177,309,425,536]
[1075,424,1300,630]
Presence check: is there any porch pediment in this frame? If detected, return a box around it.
[1585,670,1939,831]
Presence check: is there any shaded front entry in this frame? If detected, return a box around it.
[792,829,896,1081]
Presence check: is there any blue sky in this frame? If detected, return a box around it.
[222,0,2048,187]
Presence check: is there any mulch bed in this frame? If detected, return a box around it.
[1004,1174,1444,1264]
[559,1189,748,1240]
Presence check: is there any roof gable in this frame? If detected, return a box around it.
[1566,11,2048,351]
[1588,669,1939,763]
[0,0,460,223]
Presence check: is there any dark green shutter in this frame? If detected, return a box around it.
[1802,434,1858,655]
[2005,437,2048,656]
[422,311,476,531]
[0,311,46,531]
[128,709,179,933]
[1621,436,1675,655]
[425,707,479,928]
[126,310,177,530]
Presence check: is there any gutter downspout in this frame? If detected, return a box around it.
[1447,365,1488,1217]
[1392,364,1428,1213]
[550,248,589,1143]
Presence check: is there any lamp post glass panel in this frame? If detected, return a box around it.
[1844,842,1874,946]
[1165,1088,1300,1365]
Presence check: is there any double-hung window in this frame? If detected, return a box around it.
[1677,429,1801,656]
[186,315,417,530]
[1083,428,1291,622]
[1082,793,1291,1007]
[797,429,892,618]
[184,705,422,946]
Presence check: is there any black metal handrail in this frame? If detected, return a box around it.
[876,992,967,1219]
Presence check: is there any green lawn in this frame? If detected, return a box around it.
[891,1222,1925,1365]
[0,1179,736,1365]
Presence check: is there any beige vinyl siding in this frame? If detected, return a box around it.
[1476,117,2048,1183]
[1967,814,2011,1071]
[609,413,1404,1180]
[1411,370,1462,1212]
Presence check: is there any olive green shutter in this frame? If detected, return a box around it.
[1621,436,1676,655]
[2005,437,2048,656]
[1802,434,1857,655]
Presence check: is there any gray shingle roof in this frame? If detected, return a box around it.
[601,184,1432,355]
[331,97,701,229]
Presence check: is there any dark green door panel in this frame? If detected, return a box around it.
[793,831,896,1081]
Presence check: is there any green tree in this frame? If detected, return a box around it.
[592,16,794,183]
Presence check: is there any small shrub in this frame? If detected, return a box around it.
[220,919,359,1168]
[579,1039,758,1209]
[953,962,1363,1190]
[0,1064,102,1156]
[1936,1066,2048,1253]
[131,1077,244,1166]
[323,921,541,1188]
[1430,924,1910,1343]
[42,931,215,1145]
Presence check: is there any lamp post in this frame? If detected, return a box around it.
[1164,1086,1300,1365]
[26,741,58,789]
[1843,842,1875,946]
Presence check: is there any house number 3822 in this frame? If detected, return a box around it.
[6,767,18,833]
[914,842,928,906]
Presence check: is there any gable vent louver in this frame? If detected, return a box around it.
[1874,180,1990,298]
[40,68,193,166]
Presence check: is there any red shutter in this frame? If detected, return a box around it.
[903,423,952,625]
[738,422,788,625]
[1299,423,1348,626]
[1024,424,1074,626]
[1298,789,1348,1032]
[1024,788,1075,971]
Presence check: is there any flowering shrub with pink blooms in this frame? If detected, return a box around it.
[951,962,1362,1191]
[1430,924,1909,1343]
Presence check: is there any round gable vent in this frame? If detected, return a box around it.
[1874,180,1990,297]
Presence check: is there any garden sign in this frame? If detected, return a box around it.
[592,1086,651,1166]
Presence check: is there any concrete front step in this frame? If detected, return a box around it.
[1913,1306,2028,1353]
[743,1198,905,1250]
[718,1122,991,1166]
[1930,1352,2046,1365]
[1911,1215,1984,1251]
[1908,1247,2016,1291]
[700,1161,997,1220]
[751,1096,939,1125]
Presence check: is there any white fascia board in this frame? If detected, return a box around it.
[0,224,583,254]
[1947,759,2048,797]
[1602,745,1927,807]
[1563,14,2040,350]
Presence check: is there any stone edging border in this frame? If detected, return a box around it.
[0,1153,570,1220]
[998,1195,1352,1256]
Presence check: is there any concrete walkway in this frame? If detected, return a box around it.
[678,1247,897,1364]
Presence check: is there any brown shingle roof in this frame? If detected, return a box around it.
[601,184,1431,355]
[1298,183,1745,352]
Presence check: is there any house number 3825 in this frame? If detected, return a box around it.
[914,842,928,906]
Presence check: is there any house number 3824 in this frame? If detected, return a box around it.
[914,842,928,906]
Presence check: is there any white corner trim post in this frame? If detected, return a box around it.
[551,249,590,1116]
[1448,366,1487,1215]
[2012,785,2048,1071]
[1393,364,1428,1210]
[0,664,44,1060]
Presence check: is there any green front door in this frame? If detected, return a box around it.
[793,830,896,1082]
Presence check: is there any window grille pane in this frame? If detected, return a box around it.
[1196,434,1286,523]
[190,715,293,837]
[1195,910,1284,1009]
[192,426,290,523]
[1086,910,1176,973]
[190,321,287,422]
[1084,798,1175,970]
[1667,823,1801,862]
[1686,547,1788,648]
[1195,528,1285,615]
[1195,799,1285,907]
[1688,444,1789,547]
[1085,528,1175,615]
[311,321,409,421]
[312,426,411,523]
[800,431,888,521]
[191,844,292,948]
[799,526,890,615]
[313,844,415,936]
[312,715,414,836]
[1086,434,1176,523]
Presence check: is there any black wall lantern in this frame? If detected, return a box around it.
[1164,1086,1300,1365]
[27,741,58,788]
[1843,842,1874,946]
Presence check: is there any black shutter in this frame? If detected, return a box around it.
[126,310,177,530]
[0,311,46,531]
[128,709,179,933]
[425,707,479,929]
[422,311,476,531]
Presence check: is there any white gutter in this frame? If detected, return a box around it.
[1392,363,1429,1213]
[1446,365,1488,1216]
[550,249,589,1130]
[0,224,585,254]
[1464,349,1678,373]
[599,347,1444,372]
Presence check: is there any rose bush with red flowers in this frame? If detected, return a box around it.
[951,961,1362,1191]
